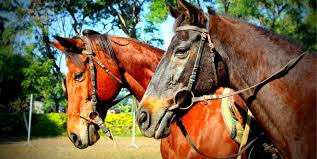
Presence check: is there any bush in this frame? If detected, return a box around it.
[0,112,141,138]
[105,113,142,137]
[0,112,66,138]
[0,112,26,137]
[32,113,67,136]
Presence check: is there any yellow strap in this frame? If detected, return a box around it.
[237,109,253,159]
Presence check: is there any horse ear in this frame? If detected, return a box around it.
[49,41,65,53]
[51,35,84,53]
[177,0,191,16]
[176,0,207,27]
[168,3,180,18]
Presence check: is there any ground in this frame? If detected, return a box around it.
[0,136,162,159]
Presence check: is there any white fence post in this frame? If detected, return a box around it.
[129,96,138,148]
[27,94,33,145]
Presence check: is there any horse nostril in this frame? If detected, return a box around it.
[69,133,78,143]
[70,133,78,142]
[69,132,83,147]
[137,109,150,130]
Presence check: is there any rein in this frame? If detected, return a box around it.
[192,50,307,102]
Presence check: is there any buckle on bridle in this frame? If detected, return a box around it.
[91,99,97,105]
[173,89,195,110]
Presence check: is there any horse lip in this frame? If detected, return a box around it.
[88,124,100,146]
[154,111,174,139]
[168,104,179,111]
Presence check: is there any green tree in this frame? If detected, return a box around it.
[1,0,168,112]
[216,0,316,51]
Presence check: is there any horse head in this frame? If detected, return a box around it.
[51,30,123,148]
[137,0,228,139]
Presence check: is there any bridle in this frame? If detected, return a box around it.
[171,14,307,158]
[172,24,218,110]
[74,33,130,140]
[172,20,308,111]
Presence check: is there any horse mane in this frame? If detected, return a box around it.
[173,8,303,51]
[66,33,164,70]
[219,15,304,51]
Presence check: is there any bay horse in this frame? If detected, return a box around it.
[51,30,258,158]
[137,0,316,159]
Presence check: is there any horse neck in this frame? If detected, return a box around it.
[109,36,163,101]
[209,14,303,96]
[209,14,316,159]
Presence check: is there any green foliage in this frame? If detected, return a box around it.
[105,113,142,136]
[117,104,132,113]
[0,112,141,137]
[146,0,169,24]
[218,0,316,51]
[0,113,66,137]
[22,60,66,112]
[151,0,316,51]
[0,32,30,110]
[0,112,26,137]
[32,113,67,136]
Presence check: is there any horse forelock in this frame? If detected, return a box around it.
[66,53,86,71]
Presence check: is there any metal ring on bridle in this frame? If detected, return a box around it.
[173,89,195,110]
[89,111,99,120]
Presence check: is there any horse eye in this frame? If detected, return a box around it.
[74,72,84,82]
[174,48,189,59]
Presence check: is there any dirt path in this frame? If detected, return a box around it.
[0,136,162,159]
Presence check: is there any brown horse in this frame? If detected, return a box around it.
[51,30,163,149]
[137,1,316,159]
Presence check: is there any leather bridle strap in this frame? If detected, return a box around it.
[175,25,219,92]
[176,116,261,159]
[192,50,308,102]
[187,32,207,91]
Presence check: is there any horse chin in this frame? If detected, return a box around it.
[154,111,175,139]
[88,124,100,146]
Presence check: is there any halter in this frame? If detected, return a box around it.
[77,34,130,140]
